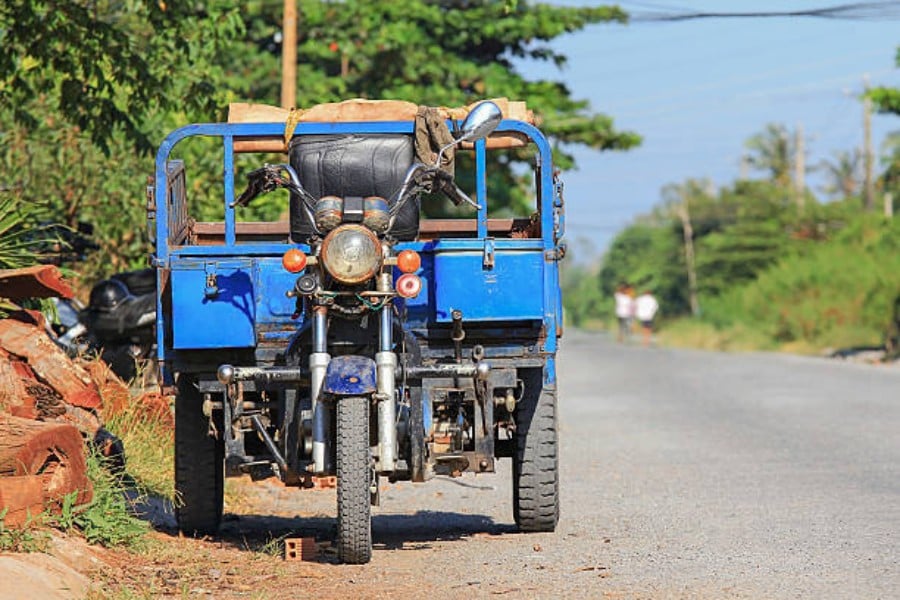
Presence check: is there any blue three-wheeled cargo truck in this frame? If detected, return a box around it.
[150,100,564,563]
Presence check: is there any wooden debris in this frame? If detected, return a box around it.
[0,475,46,527]
[0,265,74,301]
[0,415,92,514]
[0,317,102,409]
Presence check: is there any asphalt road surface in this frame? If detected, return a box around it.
[222,332,899,599]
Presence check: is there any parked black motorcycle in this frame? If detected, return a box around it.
[51,268,157,384]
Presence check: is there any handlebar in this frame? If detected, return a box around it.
[234,162,479,237]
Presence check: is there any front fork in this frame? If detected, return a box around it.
[310,306,330,474]
[310,272,398,475]
[376,272,397,473]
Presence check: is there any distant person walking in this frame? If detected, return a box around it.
[614,283,635,342]
[635,290,659,347]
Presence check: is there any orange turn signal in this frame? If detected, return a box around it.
[395,273,422,299]
[282,248,308,273]
[396,249,421,273]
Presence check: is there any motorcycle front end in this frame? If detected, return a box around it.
[211,102,503,563]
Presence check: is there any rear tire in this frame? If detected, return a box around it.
[512,372,559,532]
[175,375,224,536]
[336,396,372,564]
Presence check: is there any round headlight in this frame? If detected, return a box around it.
[320,224,382,284]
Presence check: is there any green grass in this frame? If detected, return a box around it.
[0,510,51,553]
[104,397,175,502]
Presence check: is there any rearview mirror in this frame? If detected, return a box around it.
[435,101,503,166]
[458,101,503,143]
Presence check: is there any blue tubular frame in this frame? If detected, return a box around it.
[153,118,561,371]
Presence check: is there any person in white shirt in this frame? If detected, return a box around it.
[634,290,660,347]
[613,283,635,342]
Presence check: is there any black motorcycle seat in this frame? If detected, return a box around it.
[288,134,419,242]
[111,268,156,296]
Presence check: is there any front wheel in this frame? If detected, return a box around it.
[512,375,559,532]
[336,395,373,564]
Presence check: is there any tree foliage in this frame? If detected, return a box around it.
[0,0,638,281]
[744,123,794,189]
[0,1,244,154]
[291,0,640,159]
[579,114,897,350]
[868,46,900,115]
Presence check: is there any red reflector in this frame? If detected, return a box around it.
[395,273,422,299]
[282,248,308,273]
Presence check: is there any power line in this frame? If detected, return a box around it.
[629,1,900,22]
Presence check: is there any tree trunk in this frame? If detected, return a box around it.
[0,415,92,508]
[0,475,46,527]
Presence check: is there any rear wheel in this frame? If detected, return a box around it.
[512,372,559,532]
[175,375,224,536]
[336,395,372,564]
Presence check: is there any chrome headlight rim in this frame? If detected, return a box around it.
[320,224,383,284]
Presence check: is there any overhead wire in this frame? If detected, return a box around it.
[627,1,900,22]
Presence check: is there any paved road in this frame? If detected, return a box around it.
[226,332,900,599]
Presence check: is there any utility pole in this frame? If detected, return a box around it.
[281,0,298,109]
[863,76,875,211]
[886,193,894,219]
[794,123,805,211]
[677,196,700,317]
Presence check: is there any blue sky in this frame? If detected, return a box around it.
[522,1,900,261]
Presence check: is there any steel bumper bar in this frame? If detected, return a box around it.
[217,362,491,385]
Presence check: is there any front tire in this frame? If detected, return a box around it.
[336,395,373,564]
[512,372,559,532]
[175,375,224,536]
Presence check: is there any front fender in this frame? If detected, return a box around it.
[323,355,377,396]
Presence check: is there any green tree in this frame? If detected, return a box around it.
[1,1,641,280]
[0,1,244,153]
[819,149,861,199]
[868,46,900,115]
[223,1,641,214]
[744,123,794,189]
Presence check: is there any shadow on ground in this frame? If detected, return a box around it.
[127,492,515,558]
[215,510,514,553]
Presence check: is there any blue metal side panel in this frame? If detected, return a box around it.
[323,355,377,395]
[254,258,303,343]
[432,249,544,322]
[171,260,257,349]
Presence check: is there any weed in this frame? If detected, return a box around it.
[50,451,149,549]
[258,532,292,557]
[0,509,50,553]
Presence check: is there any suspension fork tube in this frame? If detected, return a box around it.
[310,306,330,474]
[376,274,397,472]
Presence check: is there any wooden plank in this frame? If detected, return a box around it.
[229,97,534,153]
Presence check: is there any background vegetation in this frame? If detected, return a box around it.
[563,53,900,354]
[1,1,897,355]
[0,0,637,281]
